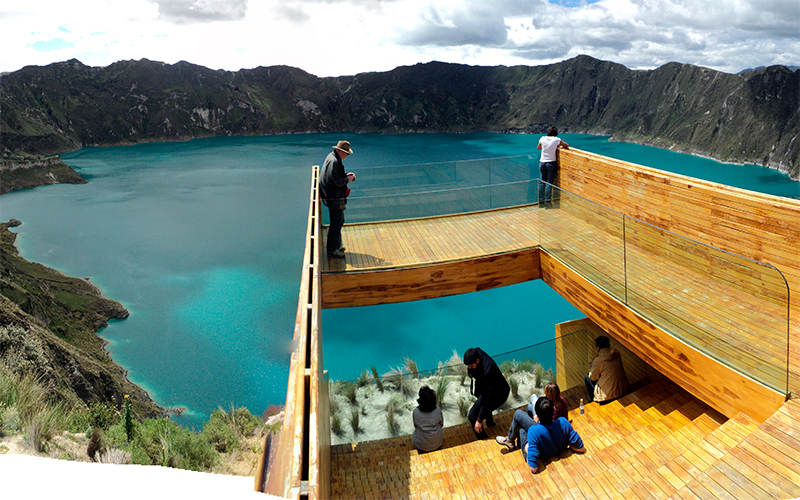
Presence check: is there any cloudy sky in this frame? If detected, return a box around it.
[1,0,798,77]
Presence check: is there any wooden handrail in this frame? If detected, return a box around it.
[259,166,327,498]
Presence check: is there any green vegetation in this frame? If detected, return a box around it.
[0,365,277,473]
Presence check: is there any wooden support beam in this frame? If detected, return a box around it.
[321,248,540,308]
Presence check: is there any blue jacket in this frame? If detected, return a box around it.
[524,417,584,469]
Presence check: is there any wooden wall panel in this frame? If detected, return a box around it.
[559,148,800,395]
[321,249,541,309]
[541,251,785,422]
[555,317,665,396]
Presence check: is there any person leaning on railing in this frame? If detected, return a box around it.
[537,126,569,207]
[320,140,356,259]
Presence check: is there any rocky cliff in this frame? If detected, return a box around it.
[0,220,164,418]
[1,55,797,181]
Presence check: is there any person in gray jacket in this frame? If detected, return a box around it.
[412,386,444,452]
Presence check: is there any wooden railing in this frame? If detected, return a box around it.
[257,166,330,499]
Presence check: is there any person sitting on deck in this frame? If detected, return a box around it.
[497,397,585,474]
[412,386,444,452]
[544,382,569,421]
[499,382,570,451]
[585,335,629,403]
[463,347,510,439]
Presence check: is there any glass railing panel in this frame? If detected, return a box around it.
[538,185,626,302]
[321,155,541,224]
[353,158,491,195]
[327,332,590,445]
[624,217,790,393]
[487,155,538,185]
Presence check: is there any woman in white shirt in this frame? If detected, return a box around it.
[537,126,569,206]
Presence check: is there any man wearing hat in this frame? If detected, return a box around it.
[320,140,356,258]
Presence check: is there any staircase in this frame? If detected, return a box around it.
[329,379,800,499]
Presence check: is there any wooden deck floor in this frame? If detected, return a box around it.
[329,380,800,500]
[321,206,539,273]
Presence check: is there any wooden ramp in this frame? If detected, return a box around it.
[329,380,800,500]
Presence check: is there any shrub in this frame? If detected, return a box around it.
[434,377,449,408]
[263,404,283,420]
[508,376,519,400]
[457,397,471,418]
[517,359,535,373]
[533,363,554,387]
[357,370,370,388]
[122,395,135,442]
[87,401,119,431]
[370,366,384,392]
[349,408,360,435]
[447,350,468,384]
[341,382,358,406]
[404,357,419,379]
[24,402,68,453]
[87,428,105,461]
[203,411,240,453]
[331,413,344,436]
[97,447,131,464]
[384,394,402,436]
[136,418,216,471]
[499,360,518,374]
[227,407,261,437]
[384,367,412,396]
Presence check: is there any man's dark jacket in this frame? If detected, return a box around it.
[468,348,510,420]
[320,151,348,210]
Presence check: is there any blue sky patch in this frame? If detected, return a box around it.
[549,0,601,6]
[29,37,74,52]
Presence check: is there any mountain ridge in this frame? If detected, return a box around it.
[1,55,797,181]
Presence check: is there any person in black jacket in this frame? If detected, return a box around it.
[320,140,356,258]
[463,347,510,438]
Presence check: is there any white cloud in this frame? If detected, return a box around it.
[0,0,797,77]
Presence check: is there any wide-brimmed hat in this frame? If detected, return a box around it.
[333,140,353,155]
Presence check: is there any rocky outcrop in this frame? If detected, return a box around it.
[0,220,163,418]
[0,154,86,194]
[1,56,797,180]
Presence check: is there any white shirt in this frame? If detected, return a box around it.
[539,136,564,162]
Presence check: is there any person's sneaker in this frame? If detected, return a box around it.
[338,245,346,252]
[328,249,345,258]
[495,436,515,451]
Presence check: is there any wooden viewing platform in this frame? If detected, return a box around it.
[259,148,800,499]
[329,379,800,500]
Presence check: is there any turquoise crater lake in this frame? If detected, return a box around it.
[2,133,796,428]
